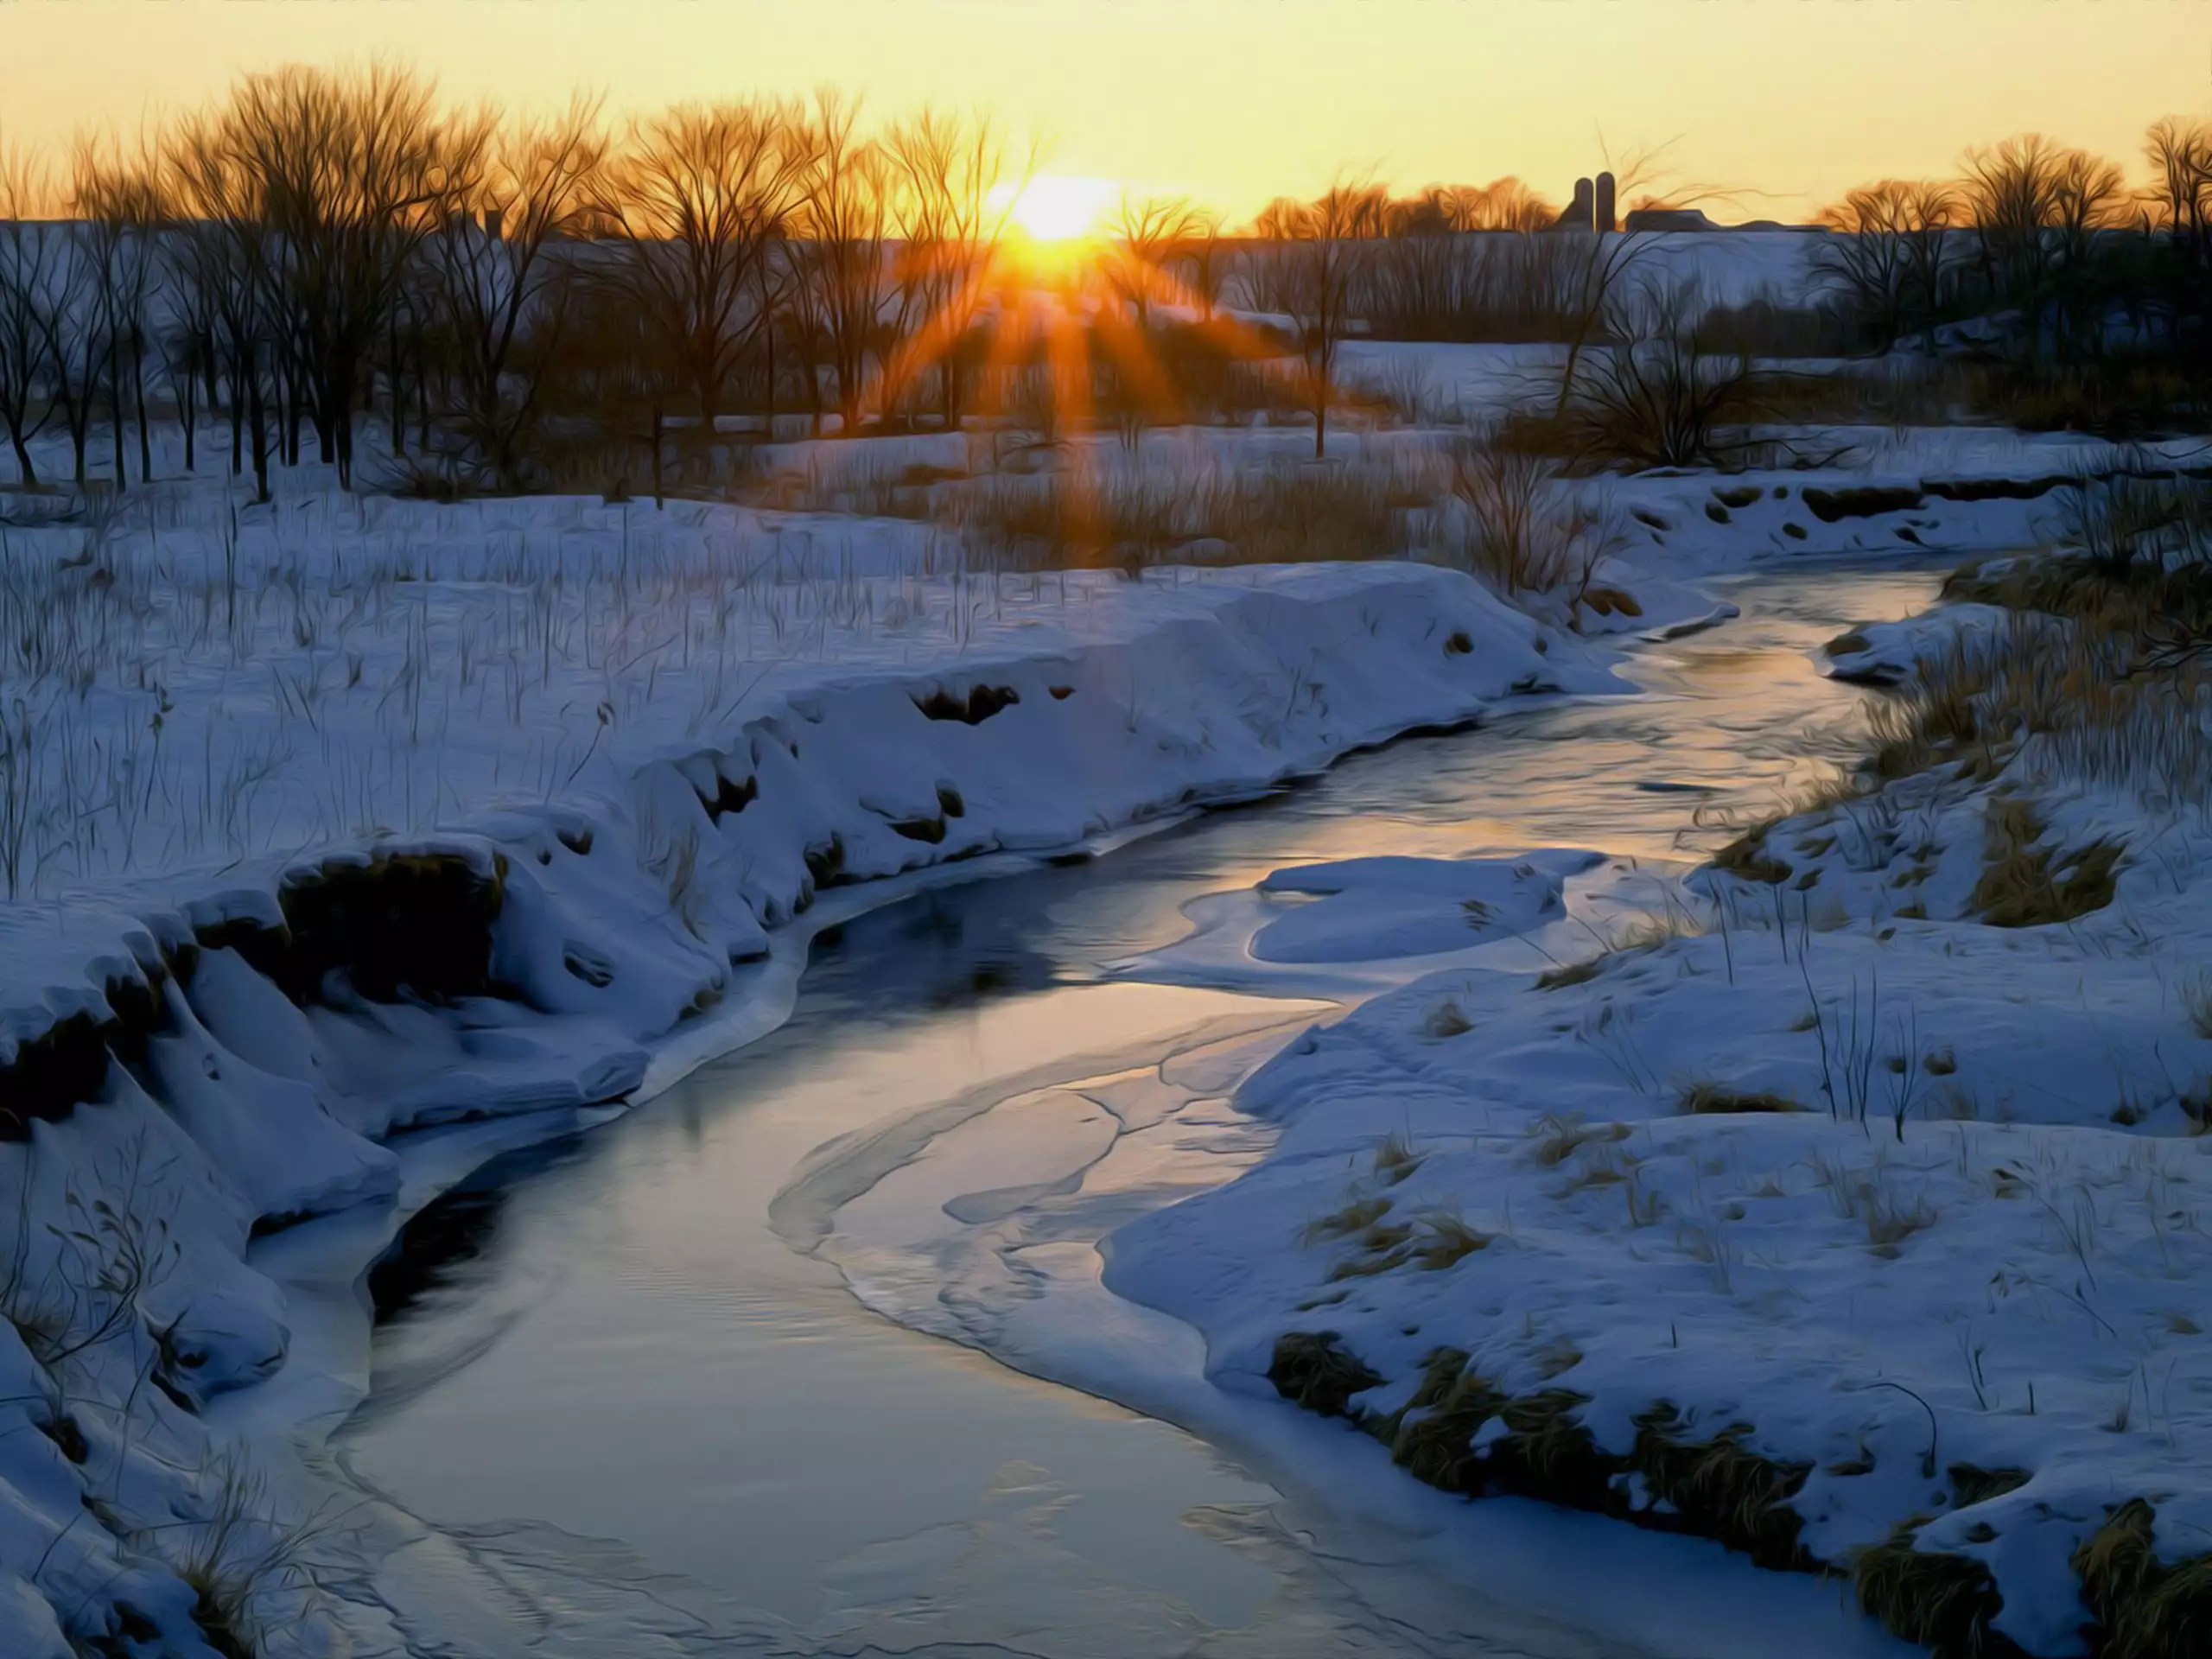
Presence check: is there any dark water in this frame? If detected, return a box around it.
[334,563,1940,1659]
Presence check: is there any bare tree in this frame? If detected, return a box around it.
[1815,180,1960,351]
[71,137,165,489]
[1106,194,1201,332]
[1960,134,2066,322]
[43,224,110,486]
[2146,118,2212,260]
[423,94,604,486]
[1561,280,1754,470]
[0,143,59,483]
[1961,134,2128,363]
[1178,208,1229,325]
[1267,182,1380,459]
[226,63,456,486]
[792,90,899,434]
[1544,148,1688,421]
[594,99,806,433]
[882,108,1034,427]
[167,105,281,499]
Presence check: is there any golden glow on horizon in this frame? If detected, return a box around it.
[1,2,2209,224]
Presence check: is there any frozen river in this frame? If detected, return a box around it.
[332,561,1944,1658]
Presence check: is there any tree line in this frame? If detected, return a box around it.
[1812,125,2212,366]
[4,63,2212,496]
[0,66,1039,493]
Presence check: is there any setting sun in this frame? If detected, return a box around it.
[1007,174,1116,243]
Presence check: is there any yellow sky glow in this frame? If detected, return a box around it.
[3,1,2209,223]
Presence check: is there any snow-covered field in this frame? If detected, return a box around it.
[4,397,2209,1656]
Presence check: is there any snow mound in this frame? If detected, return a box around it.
[1820,603,2012,685]
[1252,851,1601,963]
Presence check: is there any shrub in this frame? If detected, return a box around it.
[1442,440,1623,600]
[1558,318,1755,471]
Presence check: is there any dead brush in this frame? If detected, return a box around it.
[938,456,1414,572]
[1535,957,1604,990]
[1554,286,1759,473]
[155,1446,359,1659]
[1325,1223,1417,1280]
[1970,795,2124,928]
[1382,1351,1508,1493]
[1529,1112,1630,1167]
[1267,1331,1383,1419]
[2050,464,2212,580]
[1372,1131,1424,1185]
[1853,1520,2008,1656]
[1410,1208,1491,1269]
[2182,972,2212,1040]
[1421,998,1473,1037]
[1848,593,2212,822]
[1440,439,1624,601]
[2073,1497,2212,1659]
[1676,1082,1801,1115]
[1863,1189,1941,1251]
[1631,1405,1817,1571]
[1299,1192,1394,1246]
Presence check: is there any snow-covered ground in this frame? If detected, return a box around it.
[3,398,2207,1655]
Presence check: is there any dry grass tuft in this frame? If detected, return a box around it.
[1535,958,1604,991]
[1300,1193,1392,1246]
[1852,1521,2011,1659]
[1676,1083,1801,1116]
[1373,1131,1425,1184]
[1421,999,1473,1038]
[2183,973,2212,1041]
[1971,796,2124,928]
[2073,1497,2212,1659]
[941,455,1418,572]
[1529,1112,1631,1167]
[1266,1332,1383,1419]
[1411,1209,1492,1269]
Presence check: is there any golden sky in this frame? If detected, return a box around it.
[3,1,2208,222]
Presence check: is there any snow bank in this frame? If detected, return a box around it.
[1250,851,1600,963]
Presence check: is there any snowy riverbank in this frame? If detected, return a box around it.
[0,472,1610,1656]
[3,427,2197,1654]
[1095,575,2212,1659]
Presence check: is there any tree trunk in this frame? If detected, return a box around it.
[334,379,353,491]
[9,434,35,486]
[388,313,406,457]
[132,331,152,484]
[248,342,270,502]
[228,339,245,475]
[763,322,777,439]
[109,352,129,490]
[181,354,197,474]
